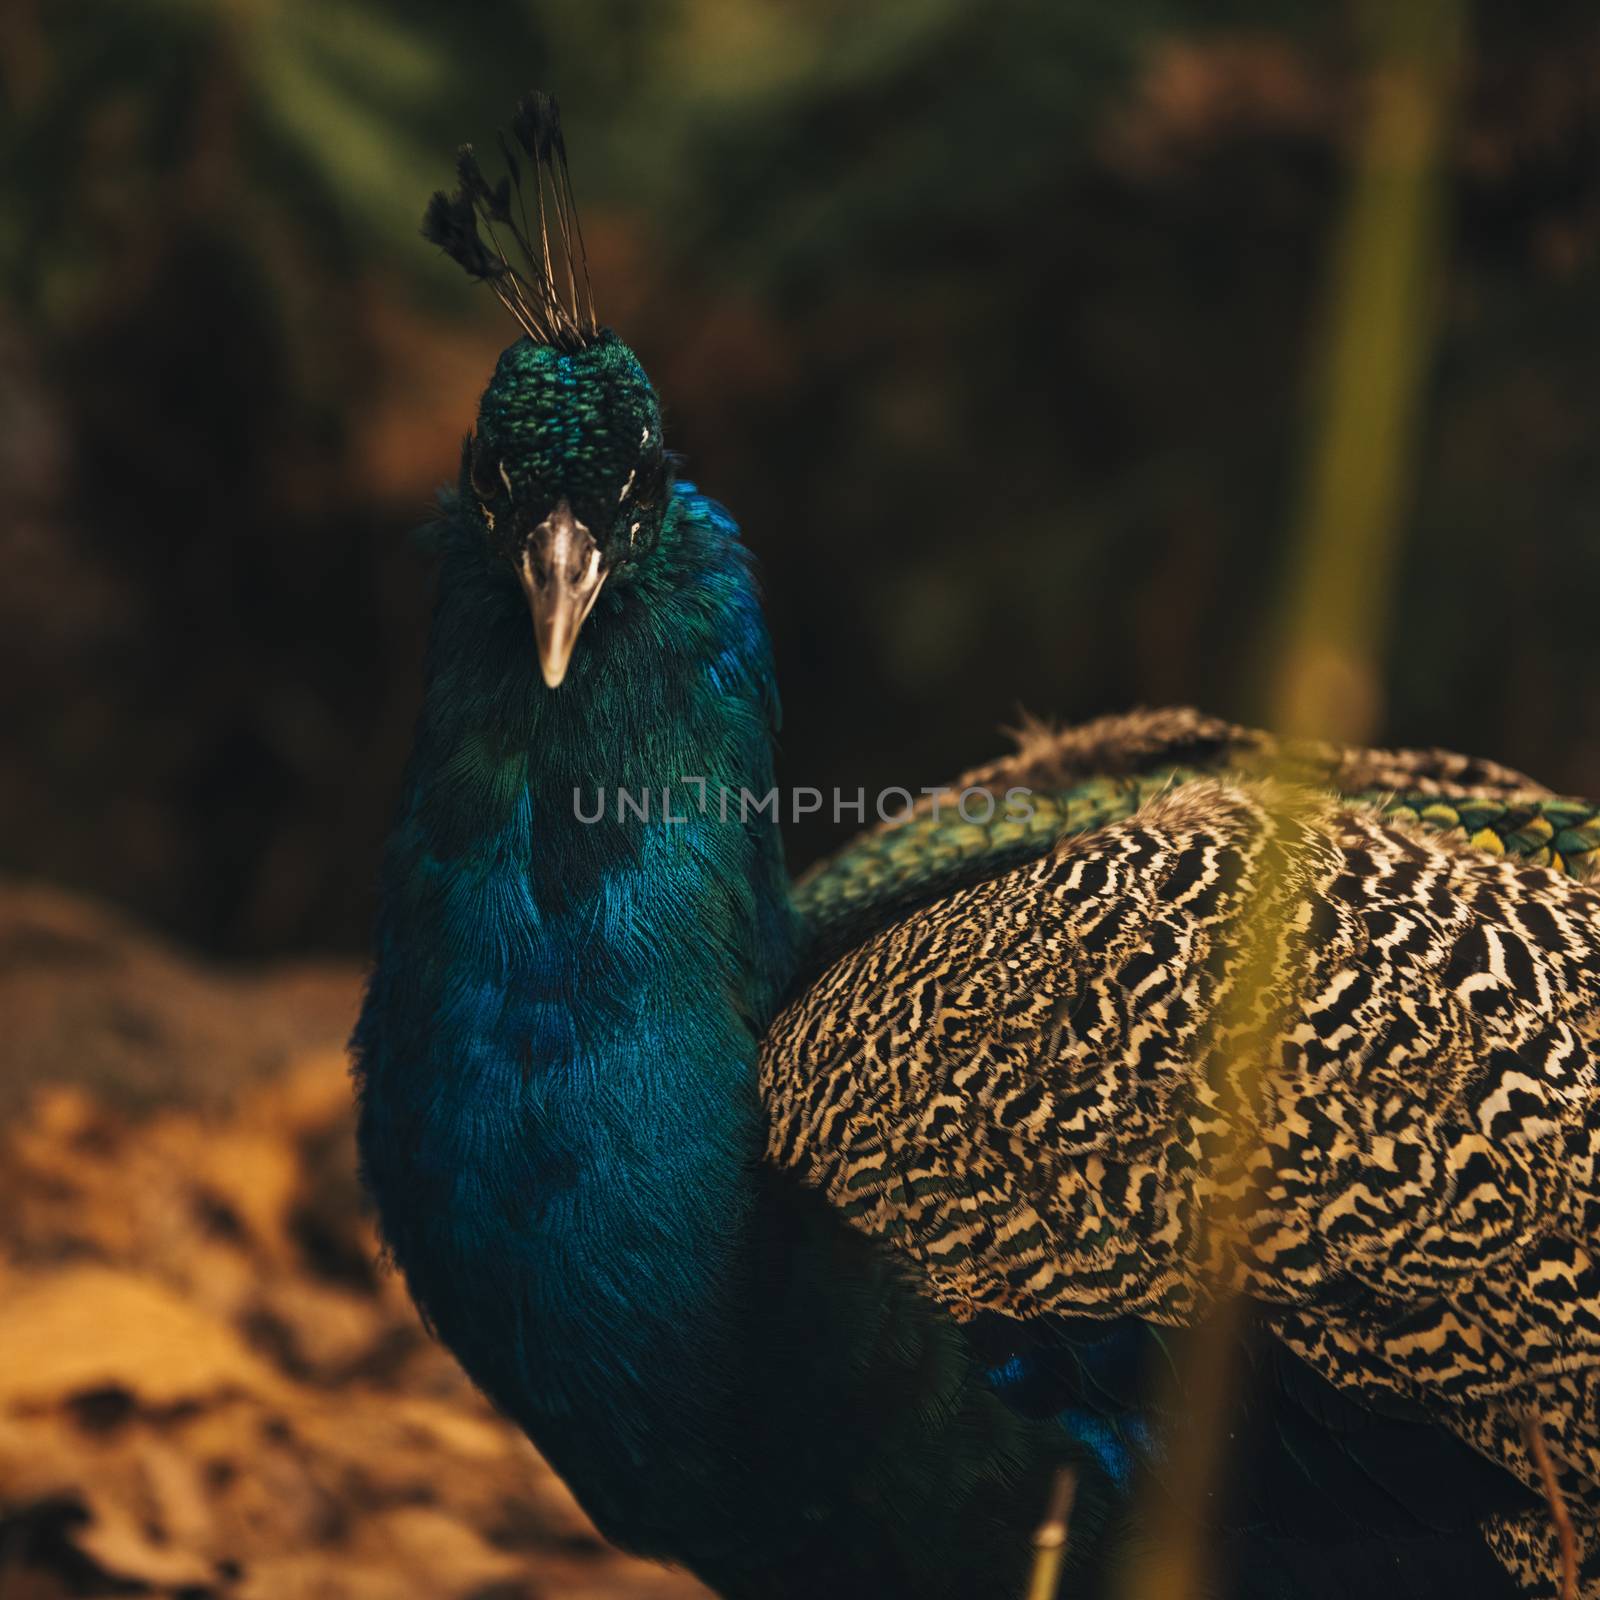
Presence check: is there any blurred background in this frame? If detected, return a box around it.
[6,0,1599,961]
[1,3,1598,1596]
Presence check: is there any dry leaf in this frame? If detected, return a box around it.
[0,1267,297,1413]
[72,1495,219,1590]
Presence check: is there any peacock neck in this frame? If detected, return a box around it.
[354,484,799,1530]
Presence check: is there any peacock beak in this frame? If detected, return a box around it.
[518,499,607,689]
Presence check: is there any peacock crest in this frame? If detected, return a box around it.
[421,91,598,352]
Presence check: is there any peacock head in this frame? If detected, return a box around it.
[463,335,670,687]
[423,91,670,688]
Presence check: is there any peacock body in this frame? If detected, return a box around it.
[353,96,1600,1600]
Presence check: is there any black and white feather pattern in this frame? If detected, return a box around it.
[765,711,1600,1597]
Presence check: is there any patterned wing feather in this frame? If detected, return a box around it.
[766,771,1600,1596]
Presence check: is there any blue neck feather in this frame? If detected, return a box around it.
[354,482,799,1531]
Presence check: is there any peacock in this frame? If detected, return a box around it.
[352,94,1600,1600]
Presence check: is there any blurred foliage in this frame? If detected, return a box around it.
[1273,0,1462,743]
[1,0,1598,954]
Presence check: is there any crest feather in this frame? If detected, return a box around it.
[421,91,599,351]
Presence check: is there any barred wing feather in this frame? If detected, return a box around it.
[766,767,1600,1595]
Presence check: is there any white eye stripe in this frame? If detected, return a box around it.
[618,468,636,503]
[498,462,514,497]
[629,520,641,547]
[479,503,495,531]
[640,426,649,447]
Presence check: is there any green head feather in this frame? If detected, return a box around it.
[464,332,672,576]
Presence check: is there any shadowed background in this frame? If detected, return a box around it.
[4,0,1599,959]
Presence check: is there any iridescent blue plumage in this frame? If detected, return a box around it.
[355,447,798,1466]
[352,335,1115,1592]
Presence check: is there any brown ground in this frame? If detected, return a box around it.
[0,882,712,1600]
